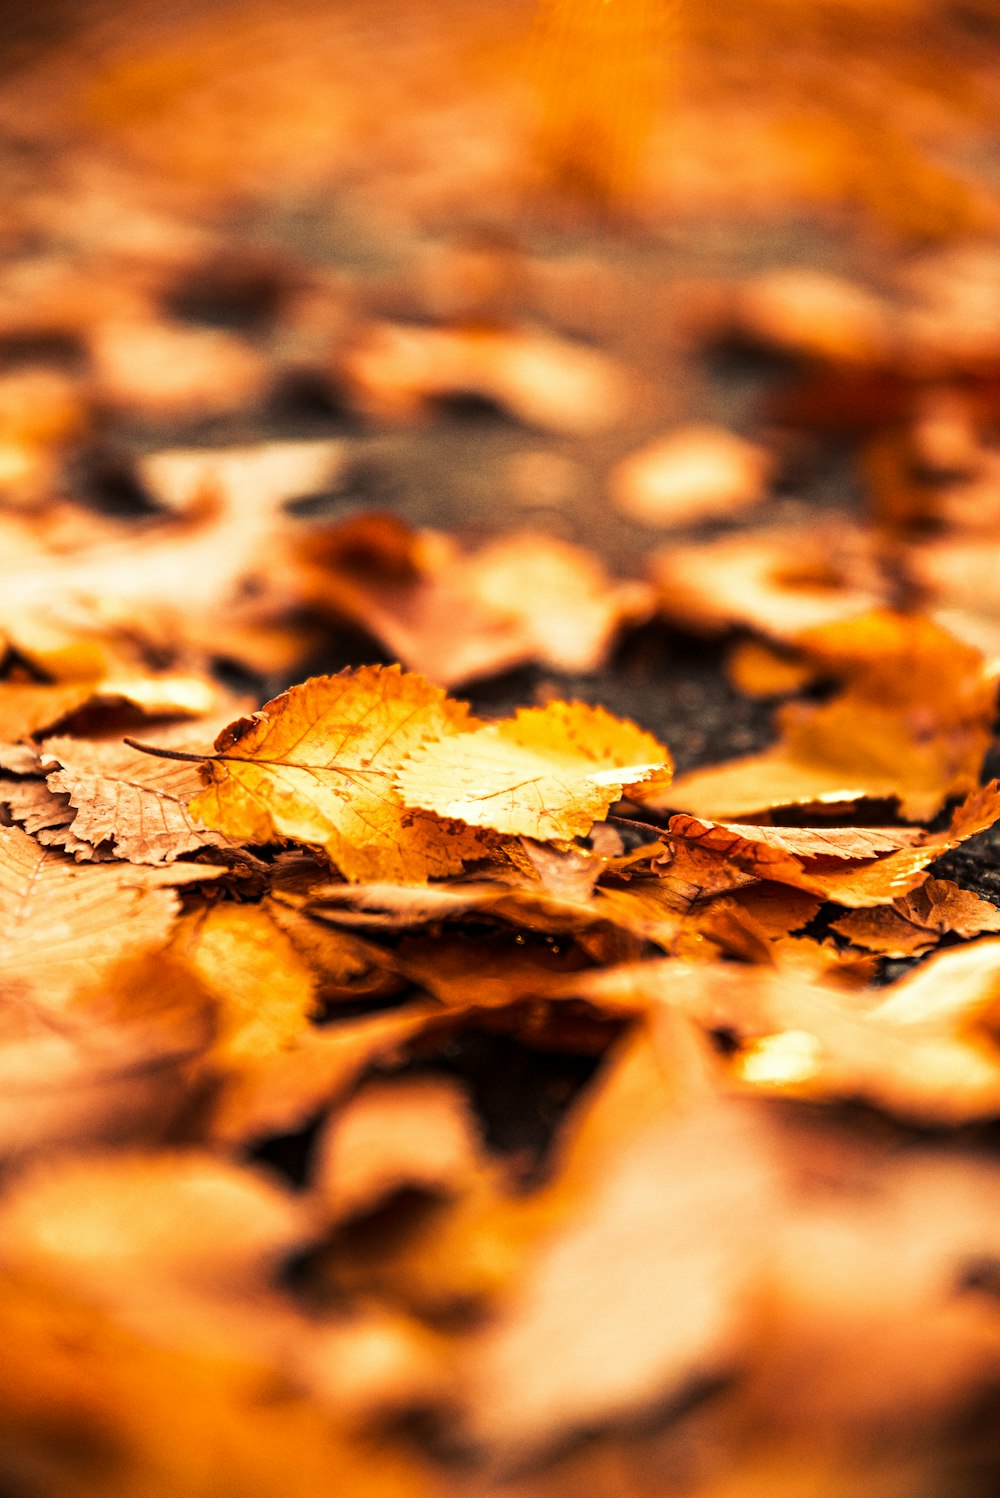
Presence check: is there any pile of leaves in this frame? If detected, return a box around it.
[9,5,1000,1496]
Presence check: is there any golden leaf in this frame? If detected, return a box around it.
[170,904,320,1062]
[190,666,486,882]
[395,700,671,839]
[652,612,996,822]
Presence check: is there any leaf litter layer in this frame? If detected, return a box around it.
[7,4,1000,1495]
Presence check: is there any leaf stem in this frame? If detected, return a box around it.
[123,738,213,764]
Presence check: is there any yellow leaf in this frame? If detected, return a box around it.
[395,700,671,839]
[189,665,486,882]
[171,904,320,1061]
[649,611,996,822]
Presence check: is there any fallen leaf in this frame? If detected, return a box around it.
[460,1022,776,1461]
[726,638,817,699]
[170,903,321,1062]
[832,878,1000,957]
[0,952,214,1160]
[340,320,628,433]
[40,723,232,864]
[208,1001,449,1145]
[0,774,99,859]
[652,612,996,822]
[190,665,487,882]
[395,700,671,840]
[313,1076,485,1223]
[572,958,1000,1126]
[0,824,223,1007]
[90,316,268,421]
[652,525,888,640]
[308,514,652,686]
[611,424,772,528]
[733,267,893,364]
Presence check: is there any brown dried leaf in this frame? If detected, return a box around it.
[801,781,1000,908]
[0,825,223,1006]
[397,930,591,1010]
[0,438,345,677]
[669,814,921,876]
[41,725,232,864]
[0,774,99,859]
[832,878,1000,957]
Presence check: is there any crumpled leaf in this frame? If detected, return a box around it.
[395,700,671,839]
[801,780,1000,907]
[668,814,922,879]
[189,665,487,882]
[831,878,1000,957]
[39,723,233,864]
[0,773,99,860]
[660,782,1000,910]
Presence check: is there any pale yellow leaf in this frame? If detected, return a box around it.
[395,700,671,839]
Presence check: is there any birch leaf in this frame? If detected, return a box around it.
[41,727,232,865]
[395,701,671,839]
[189,665,486,882]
